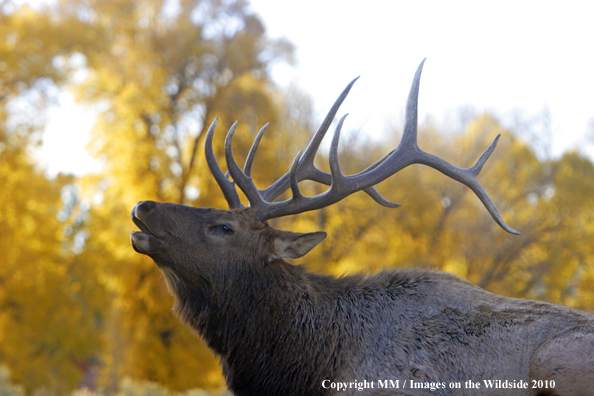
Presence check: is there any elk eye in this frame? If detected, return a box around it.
[212,224,234,235]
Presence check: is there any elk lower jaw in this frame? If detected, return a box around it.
[130,231,164,255]
[131,209,165,255]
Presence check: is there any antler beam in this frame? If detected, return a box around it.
[205,59,520,234]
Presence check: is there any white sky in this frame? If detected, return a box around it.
[37,0,594,175]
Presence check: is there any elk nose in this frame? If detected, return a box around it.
[135,200,158,215]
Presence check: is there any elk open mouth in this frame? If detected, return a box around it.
[130,206,164,255]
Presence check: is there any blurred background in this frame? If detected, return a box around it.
[1,0,593,394]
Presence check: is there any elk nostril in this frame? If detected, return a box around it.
[137,200,157,214]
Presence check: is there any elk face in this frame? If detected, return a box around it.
[131,200,326,284]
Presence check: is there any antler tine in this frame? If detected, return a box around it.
[328,114,348,185]
[204,118,244,209]
[224,121,266,208]
[256,77,358,202]
[244,123,269,177]
[289,150,305,201]
[298,79,358,174]
[399,58,424,149]
[410,134,521,234]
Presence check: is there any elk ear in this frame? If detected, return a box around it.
[272,231,327,260]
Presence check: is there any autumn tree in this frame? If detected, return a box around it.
[0,4,115,393]
[44,0,296,391]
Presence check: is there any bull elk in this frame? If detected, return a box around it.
[130,60,594,395]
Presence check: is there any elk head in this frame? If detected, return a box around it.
[130,59,519,305]
[131,202,326,285]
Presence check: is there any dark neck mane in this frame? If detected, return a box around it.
[173,259,346,396]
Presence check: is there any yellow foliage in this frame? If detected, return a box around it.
[2,0,594,394]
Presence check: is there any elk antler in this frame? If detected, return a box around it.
[205,59,520,235]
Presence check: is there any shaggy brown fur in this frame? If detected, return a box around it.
[131,201,594,395]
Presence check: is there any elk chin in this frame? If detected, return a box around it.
[130,231,164,255]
